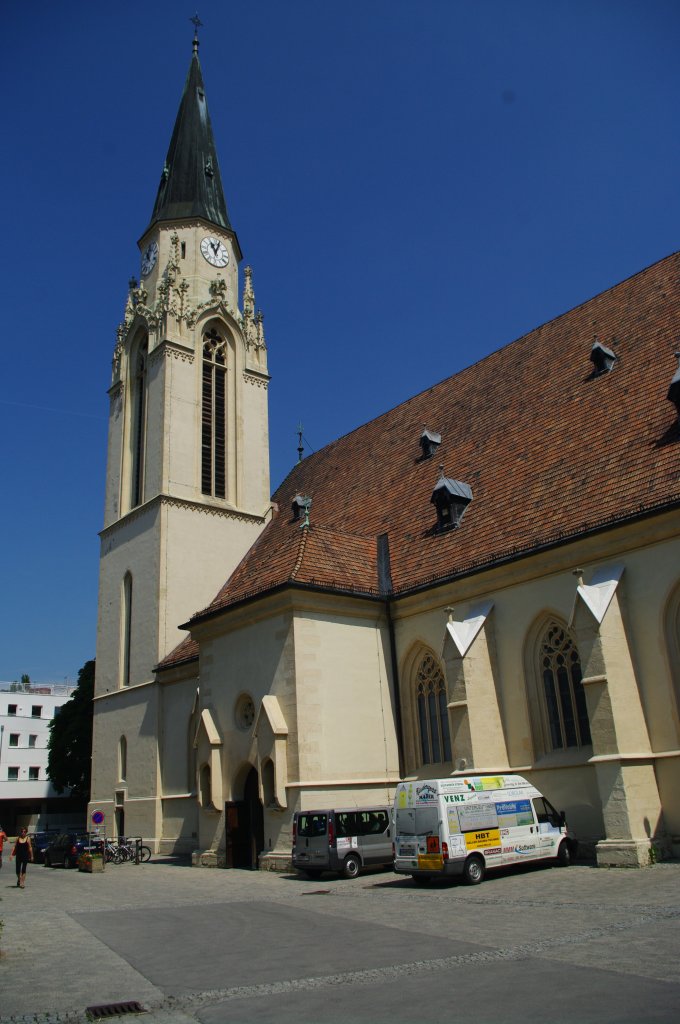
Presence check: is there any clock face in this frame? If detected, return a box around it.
[141,240,159,277]
[201,235,229,268]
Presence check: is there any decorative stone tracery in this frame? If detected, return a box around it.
[112,235,268,385]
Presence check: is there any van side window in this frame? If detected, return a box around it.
[362,810,389,835]
[532,797,562,827]
[298,813,327,837]
[336,812,357,837]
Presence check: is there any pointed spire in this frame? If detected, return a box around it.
[146,32,234,236]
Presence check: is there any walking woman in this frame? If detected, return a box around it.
[10,827,33,888]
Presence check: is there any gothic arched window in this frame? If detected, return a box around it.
[199,763,212,808]
[131,338,148,508]
[118,735,127,782]
[416,653,452,766]
[187,695,199,794]
[201,329,227,498]
[121,572,133,688]
[664,581,680,721]
[539,622,591,750]
[262,758,275,807]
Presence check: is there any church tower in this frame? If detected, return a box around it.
[91,34,271,835]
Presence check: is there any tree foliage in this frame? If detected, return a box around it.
[10,674,31,692]
[47,660,95,798]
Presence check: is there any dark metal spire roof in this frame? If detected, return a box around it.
[146,38,234,235]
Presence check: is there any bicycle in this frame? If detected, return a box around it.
[92,838,125,864]
[116,837,152,863]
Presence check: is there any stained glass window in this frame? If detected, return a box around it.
[539,622,591,750]
[416,654,452,765]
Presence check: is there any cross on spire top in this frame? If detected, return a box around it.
[190,12,203,53]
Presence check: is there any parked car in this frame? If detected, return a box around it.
[30,831,59,864]
[44,833,92,869]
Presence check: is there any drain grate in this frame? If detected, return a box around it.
[86,1001,147,1019]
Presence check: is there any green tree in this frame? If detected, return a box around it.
[47,660,95,798]
[21,673,31,692]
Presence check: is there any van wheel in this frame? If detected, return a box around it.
[556,840,572,867]
[462,855,485,886]
[342,854,361,879]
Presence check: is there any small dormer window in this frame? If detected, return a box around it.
[590,338,617,375]
[667,352,680,419]
[420,428,442,459]
[431,471,473,532]
[291,494,312,523]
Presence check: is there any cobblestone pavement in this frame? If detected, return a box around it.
[1,858,679,1024]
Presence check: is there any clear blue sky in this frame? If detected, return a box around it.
[1,0,678,683]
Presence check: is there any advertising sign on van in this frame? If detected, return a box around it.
[415,783,437,804]
[464,776,505,792]
[465,829,501,850]
[458,803,498,832]
[418,853,444,870]
[496,800,534,828]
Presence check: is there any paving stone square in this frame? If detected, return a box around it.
[1,860,679,1024]
[74,900,486,994]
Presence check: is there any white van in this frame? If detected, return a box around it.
[393,774,577,885]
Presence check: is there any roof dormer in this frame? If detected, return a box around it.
[667,352,680,420]
[430,470,473,532]
[420,427,442,459]
[590,338,617,375]
[291,494,312,525]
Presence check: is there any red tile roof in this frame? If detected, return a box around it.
[159,252,680,667]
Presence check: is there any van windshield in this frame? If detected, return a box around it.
[395,805,439,837]
[297,813,327,838]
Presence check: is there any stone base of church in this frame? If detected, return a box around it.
[595,837,670,868]
[192,848,226,868]
[157,837,199,857]
[258,850,292,872]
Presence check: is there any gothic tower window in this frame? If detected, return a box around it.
[539,621,591,750]
[416,653,452,766]
[130,338,148,508]
[121,572,133,688]
[202,328,227,498]
[118,735,127,782]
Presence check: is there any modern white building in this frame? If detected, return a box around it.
[0,683,82,833]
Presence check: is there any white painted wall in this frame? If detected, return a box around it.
[0,685,76,802]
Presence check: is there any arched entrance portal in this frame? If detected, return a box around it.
[224,767,264,869]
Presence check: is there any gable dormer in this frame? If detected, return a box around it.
[430,471,473,531]
[420,428,442,459]
[590,338,617,375]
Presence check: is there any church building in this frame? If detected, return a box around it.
[89,37,680,871]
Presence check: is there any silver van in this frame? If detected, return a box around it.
[292,806,392,879]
